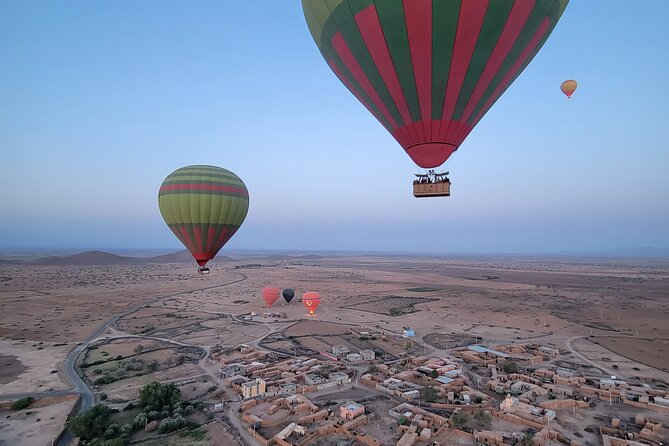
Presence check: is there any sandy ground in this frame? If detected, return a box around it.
[0,340,69,393]
[0,396,77,446]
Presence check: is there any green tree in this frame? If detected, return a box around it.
[502,361,518,374]
[133,344,144,354]
[519,432,537,446]
[398,415,408,425]
[11,397,34,410]
[139,381,181,412]
[420,386,439,403]
[429,369,439,379]
[451,412,469,430]
[472,409,491,429]
[67,404,113,440]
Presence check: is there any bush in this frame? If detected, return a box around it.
[133,412,147,429]
[503,361,518,374]
[11,397,34,410]
[120,423,133,436]
[451,412,469,430]
[158,416,187,434]
[103,423,119,439]
[472,409,491,429]
[183,405,195,415]
[133,345,144,354]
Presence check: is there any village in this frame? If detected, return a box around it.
[206,326,669,446]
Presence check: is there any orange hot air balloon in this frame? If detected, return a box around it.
[560,79,577,98]
[262,287,281,308]
[302,291,321,316]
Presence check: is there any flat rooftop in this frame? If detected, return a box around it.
[469,345,509,358]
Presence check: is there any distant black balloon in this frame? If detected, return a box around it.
[282,288,295,304]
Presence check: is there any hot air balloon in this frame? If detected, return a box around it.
[302,291,321,316]
[282,288,295,304]
[560,79,577,98]
[158,165,249,274]
[302,0,569,197]
[263,287,281,308]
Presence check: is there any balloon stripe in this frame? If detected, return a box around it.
[331,32,399,130]
[466,0,557,127]
[471,17,552,129]
[330,1,406,130]
[403,0,432,140]
[440,0,488,126]
[375,0,421,123]
[459,0,535,125]
[160,184,249,197]
[431,0,461,122]
[452,0,513,121]
[326,58,395,138]
[306,1,395,133]
[355,5,414,130]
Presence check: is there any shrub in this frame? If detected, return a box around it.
[132,412,147,429]
[158,416,187,434]
[502,361,518,374]
[11,397,34,410]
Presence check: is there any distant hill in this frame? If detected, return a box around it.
[148,249,195,263]
[555,247,669,259]
[148,250,234,264]
[29,251,145,266]
[0,258,18,264]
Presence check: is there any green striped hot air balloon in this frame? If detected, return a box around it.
[158,165,249,272]
[302,0,569,179]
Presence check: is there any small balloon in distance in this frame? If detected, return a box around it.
[560,79,578,98]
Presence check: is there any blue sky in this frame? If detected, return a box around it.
[1,1,668,254]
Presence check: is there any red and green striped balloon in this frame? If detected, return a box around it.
[302,0,569,168]
[158,165,249,267]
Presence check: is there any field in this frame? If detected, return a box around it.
[0,252,668,443]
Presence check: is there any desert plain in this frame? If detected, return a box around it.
[0,251,668,445]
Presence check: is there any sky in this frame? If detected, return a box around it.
[1,1,668,255]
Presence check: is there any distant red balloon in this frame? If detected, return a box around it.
[302,291,321,316]
[262,287,281,308]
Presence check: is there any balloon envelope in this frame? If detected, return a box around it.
[302,0,569,168]
[560,79,577,98]
[282,288,295,304]
[158,165,249,267]
[263,286,281,308]
[302,291,321,315]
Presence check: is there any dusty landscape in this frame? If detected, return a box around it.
[0,251,668,445]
